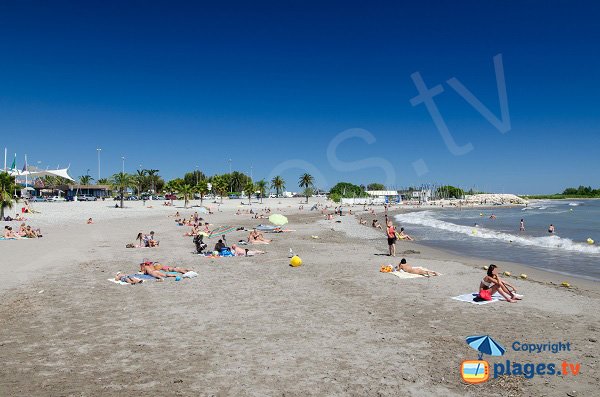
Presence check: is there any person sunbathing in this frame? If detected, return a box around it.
[144,231,159,247]
[397,227,414,241]
[185,225,200,236]
[114,272,144,284]
[4,226,20,239]
[479,264,522,303]
[248,228,271,244]
[396,258,439,276]
[139,261,190,279]
[87,218,94,224]
[231,243,265,256]
[359,217,367,225]
[372,219,382,229]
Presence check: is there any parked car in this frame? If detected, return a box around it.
[78,195,98,201]
[126,195,138,201]
[154,195,165,200]
[47,196,66,202]
[165,194,177,200]
[31,196,46,202]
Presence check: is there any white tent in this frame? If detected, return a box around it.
[7,168,75,182]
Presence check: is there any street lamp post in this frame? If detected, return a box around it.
[196,165,199,184]
[121,156,125,174]
[97,148,101,180]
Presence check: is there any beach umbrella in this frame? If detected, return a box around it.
[208,225,238,238]
[269,214,288,226]
[466,335,505,359]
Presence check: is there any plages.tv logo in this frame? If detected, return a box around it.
[460,335,505,384]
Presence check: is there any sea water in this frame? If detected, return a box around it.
[395,200,600,281]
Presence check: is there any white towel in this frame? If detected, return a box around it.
[451,292,504,305]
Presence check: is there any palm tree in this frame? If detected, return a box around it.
[243,180,255,204]
[298,173,314,203]
[255,179,268,203]
[212,175,228,204]
[0,171,18,220]
[271,176,285,197]
[196,180,209,206]
[110,172,134,209]
[134,169,147,196]
[178,183,194,208]
[79,174,94,186]
[163,180,179,205]
[96,178,109,185]
[145,169,160,193]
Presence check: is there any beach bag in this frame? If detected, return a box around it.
[220,247,234,257]
[126,243,135,248]
[478,289,492,301]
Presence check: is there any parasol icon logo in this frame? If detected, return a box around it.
[461,335,506,384]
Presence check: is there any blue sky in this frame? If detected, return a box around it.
[1,0,598,193]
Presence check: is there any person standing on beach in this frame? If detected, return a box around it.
[386,220,397,257]
[520,219,525,231]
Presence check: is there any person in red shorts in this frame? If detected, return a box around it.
[479,264,523,303]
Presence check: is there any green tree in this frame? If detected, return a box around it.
[177,183,195,208]
[133,169,147,196]
[212,175,229,203]
[436,185,464,199]
[110,172,134,209]
[163,180,180,204]
[79,174,94,186]
[298,173,314,203]
[230,171,250,193]
[367,183,385,191]
[195,180,209,206]
[0,172,18,220]
[271,176,285,197]
[96,178,109,185]
[329,182,366,198]
[184,170,206,186]
[255,179,268,203]
[144,169,160,193]
[243,180,255,204]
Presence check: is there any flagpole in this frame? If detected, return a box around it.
[25,154,28,196]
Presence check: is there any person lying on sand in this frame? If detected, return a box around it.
[396,227,414,241]
[372,219,382,229]
[479,264,522,303]
[248,228,271,244]
[87,218,94,224]
[231,244,265,256]
[139,261,191,279]
[359,217,367,225]
[396,258,439,276]
[114,272,144,284]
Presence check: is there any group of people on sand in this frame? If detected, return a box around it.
[128,231,159,248]
[115,261,193,284]
[3,223,42,239]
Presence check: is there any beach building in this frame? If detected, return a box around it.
[365,190,402,204]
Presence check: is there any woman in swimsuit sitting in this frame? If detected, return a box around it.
[396,258,439,276]
[248,228,271,244]
[397,227,414,241]
[479,264,522,303]
[4,226,20,239]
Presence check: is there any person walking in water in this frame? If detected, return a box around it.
[548,224,555,234]
[520,219,525,232]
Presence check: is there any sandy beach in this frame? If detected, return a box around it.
[1,199,598,396]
